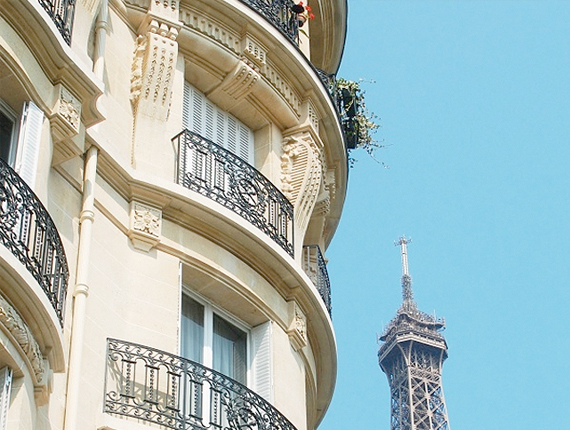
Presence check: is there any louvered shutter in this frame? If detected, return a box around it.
[0,366,12,430]
[15,101,44,188]
[250,321,273,402]
[183,83,254,164]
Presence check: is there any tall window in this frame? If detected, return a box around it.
[181,294,248,385]
[183,82,255,165]
[0,100,44,187]
[0,102,17,165]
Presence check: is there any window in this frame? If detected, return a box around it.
[180,290,273,401]
[181,294,248,385]
[0,101,17,165]
[183,82,254,165]
[0,99,44,187]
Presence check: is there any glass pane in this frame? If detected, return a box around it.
[181,295,204,363]
[213,314,247,385]
[0,111,14,164]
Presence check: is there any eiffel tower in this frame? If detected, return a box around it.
[378,237,451,430]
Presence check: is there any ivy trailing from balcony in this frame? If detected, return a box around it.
[336,78,386,167]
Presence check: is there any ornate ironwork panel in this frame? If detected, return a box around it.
[302,245,331,315]
[105,338,299,430]
[38,0,75,44]
[174,130,294,257]
[0,158,69,326]
[237,0,299,45]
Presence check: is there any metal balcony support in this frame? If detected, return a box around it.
[174,130,294,257]
[104,338,299,430]
[0,158,69,325]
[302,245,332,315]
[238,0,299,45]
[38,0,75,44]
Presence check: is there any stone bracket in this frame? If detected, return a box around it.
[287,300,307,351]
[50,84,84,165]
[128,201,162,251]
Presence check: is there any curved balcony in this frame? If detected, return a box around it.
[302,245,331,315]
[38,0,75,44]
[238,0,300,46]
[0,158,68,326]
[104,338,298,430]
[174,130,294,257]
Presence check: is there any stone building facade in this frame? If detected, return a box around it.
[0,0,347,429]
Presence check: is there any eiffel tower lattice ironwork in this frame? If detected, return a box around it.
[378,237,451,430]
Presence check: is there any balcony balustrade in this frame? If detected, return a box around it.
[174,130,294,257]
[238,0,300,45]
[302,245,331,315]
[38,0,75,44]
[0,158,68,325]
[104,338,298,430]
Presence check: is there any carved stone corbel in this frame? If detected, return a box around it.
[50,84,85,165]
[207,60,260,111]
[281,128,326,237]
[128,201,162,251]
[130,1,181,121]
[287,300,307,351]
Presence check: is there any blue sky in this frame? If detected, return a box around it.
[322,1,570,429]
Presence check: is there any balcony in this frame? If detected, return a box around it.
[302,245,331,315]
[38,0,75,45]
[104,338,298,430]
[0,158,68,326]
[174,130,294,257]
[238,0,300,46]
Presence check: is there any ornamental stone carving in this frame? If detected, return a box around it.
[50,84,85,165]
[287,301,307,351]
[128,201,162,251]
[57,86,81,132]
[281,129,325,236]
[130,1,180,121]
[209,61,260,110]
[0,294,45,384]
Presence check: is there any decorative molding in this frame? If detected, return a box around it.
[281,130,325,234]
[50,84,84,164]
[243,36,267,70]
[261,60,301,115]
[130,18,179,121]
[128,201,162,251]
[179,6,241,55]
[0,294,45,384]
[307,102,319,133]
[209,61,260,107]
[177,7,300,116]
[287,301,307,351]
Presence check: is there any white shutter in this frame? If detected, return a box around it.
[226,116,237,155]
[0,366,12,430]
[250,321,273,403]
[182,81,192,130]
[204,101,215,141]
[15,101,44,187]
[183,83,254,163]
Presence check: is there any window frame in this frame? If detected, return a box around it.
[0,99,19,166]
[180,287,252,387]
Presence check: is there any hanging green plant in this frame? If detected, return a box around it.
[336,78,386,167]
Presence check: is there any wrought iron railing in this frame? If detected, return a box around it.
[315,69,338,109]
[0,158,68,326]
[238,0,299,45]
[38,0,75,44]
[104,338,298,430]
[174,130,294,257]
[302,245,331,315]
